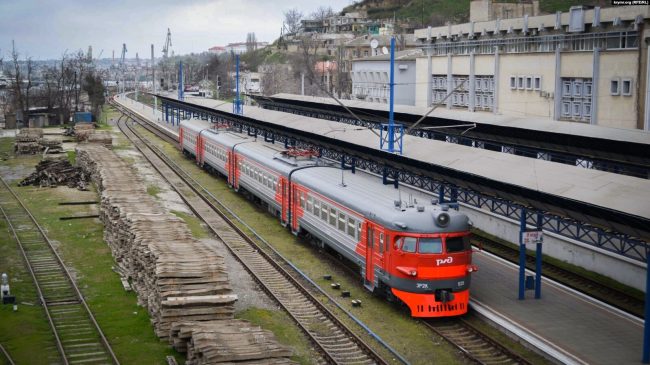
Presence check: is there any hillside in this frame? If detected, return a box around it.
[343,0,611,27]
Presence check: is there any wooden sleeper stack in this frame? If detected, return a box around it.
[76,145,294,364]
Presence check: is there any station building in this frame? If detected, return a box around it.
[413,4,650,130]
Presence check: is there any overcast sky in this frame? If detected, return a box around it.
[0,0,352,61]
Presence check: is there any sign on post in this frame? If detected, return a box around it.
[522,230,543,245]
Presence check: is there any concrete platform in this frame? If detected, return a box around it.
[473,251,644,365]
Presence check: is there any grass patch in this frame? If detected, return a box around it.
[66,151,76,165]
[236,308,315,365]
[146,184,161,198]
[170,210,209,239]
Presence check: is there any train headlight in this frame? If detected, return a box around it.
[435,212,450,227]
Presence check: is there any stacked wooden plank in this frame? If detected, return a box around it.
[19,159,89,189]
[169,321,295,365]
[15,128,43,154]
[74,124,95,141]
[76,145,236,337]
[76,145,295,364]
[86,131,113,147]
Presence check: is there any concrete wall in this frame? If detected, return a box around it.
[460,204,647,292]
[499,53,556,118]
[598,51,639,129]
[414,49,645,128]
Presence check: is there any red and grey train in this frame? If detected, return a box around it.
[179,119,477,317]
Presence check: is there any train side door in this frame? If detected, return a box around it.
[365,224,375,289]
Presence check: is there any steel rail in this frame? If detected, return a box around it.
[0,176,120,365]
[112,107,391,365]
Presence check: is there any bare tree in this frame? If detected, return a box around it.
[310,6,334,21]
[10,40,25,120]
[246,32,257,53]
[283,8,303,34]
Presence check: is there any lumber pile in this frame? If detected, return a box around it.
[76,145,295,364]
[14,128,63,155]
[169,321,294,365]
[19,159,89,189]
[15,128,43,154]
[77,145,236,336]
[74,124,95,141]
[40,138,63,153]
[86,131,112,147]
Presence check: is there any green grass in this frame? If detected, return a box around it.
[170,210,209,239]
[66,151,76,165]
[146,184,161,198]
[0,137,183,364]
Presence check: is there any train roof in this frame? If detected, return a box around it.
[291,167,468,234]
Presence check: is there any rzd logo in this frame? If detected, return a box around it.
[436,257,453,266]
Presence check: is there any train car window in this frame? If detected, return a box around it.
[379,233,384,251]
[376,233,382,252]
[384,235,389,252]
[314,200,320,216]
[400,237,417,253]
[321,203,328,220]
[357,222,362,240]
[338,212,346,231]
[300,193,305,208]
[307,196,313,212]
[446,236,469,253]
[273,178,278,191]
[419,238,443,254]
[329,208,337,226]
[347,218,356,237]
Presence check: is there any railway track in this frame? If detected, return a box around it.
[0,177,119,365]
[112,103,389,365]
[472,235,645,318]
[424,317,531,365]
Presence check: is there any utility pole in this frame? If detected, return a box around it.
[151,44,157,116]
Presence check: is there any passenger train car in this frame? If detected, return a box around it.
[180,119,477,317]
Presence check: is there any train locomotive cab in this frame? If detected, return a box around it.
[382,207,475,317]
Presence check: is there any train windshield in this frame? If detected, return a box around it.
[418,238,443,254]
[446,236,470,253]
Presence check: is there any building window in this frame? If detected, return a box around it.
[610,78,620,95]
[584,82,592,96]
[621,78,632,96]
[363,50,369,57]
[572,80,583,97]
[533,76,542,91]
[510,76,516,89]
[525,76,533,90]
[562,81,572,97]
[517,76,525,90]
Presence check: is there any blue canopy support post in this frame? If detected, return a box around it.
[535,212,543,299]
[164,104,168,123]
[518,207,527,300]
[178,62,184,101]
[438,184,445,204]
[379,37,404,154]
[641,254,650,364]
[233,55,243,115]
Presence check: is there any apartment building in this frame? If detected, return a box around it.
[413,4,650,130]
